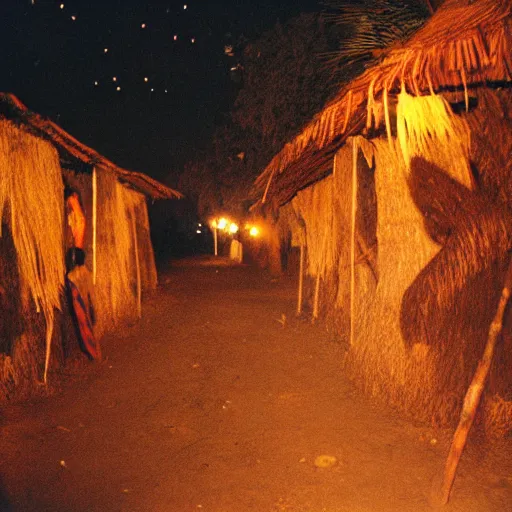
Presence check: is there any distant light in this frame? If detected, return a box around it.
[150,88,154,92]
[191,38,195,43]
[60,3,64,9]
[104,48,108,53]
[173,35,178,41]
[211,220,217,228]
[164,89,168,93]
[183,4,187,9]
[71,15,76,21]
[196,230,201,234]
[144,77,148,82]
[229,223,239,234]
[112,76,117,82]
[249,226,259,237]
[217,218,227,230]
[94,81,98,86]
[198,223,202,227]
[116,86,121,91]
[141,23,146,29]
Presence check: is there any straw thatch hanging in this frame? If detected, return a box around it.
[94,169,139,336]
[0,120,64,385]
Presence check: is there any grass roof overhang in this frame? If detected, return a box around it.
[254,0,512,208]
[0,93,182,201]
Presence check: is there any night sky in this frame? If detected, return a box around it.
[0,0,321,185]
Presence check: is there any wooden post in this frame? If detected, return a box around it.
[132,211,142,319]
[350,138,358,346]
[43,314,54,384]
[92,166,97,285]
[297,243,304,316]
[214,227,218,256]
[312,273,321,322]
[431,257,512,507]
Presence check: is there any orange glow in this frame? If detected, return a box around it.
[249,226,259,237]
[229,223,239,234]
[217,218,228,230]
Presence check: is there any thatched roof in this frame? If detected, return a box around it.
[0,93,182,200]
[255,0,512,207]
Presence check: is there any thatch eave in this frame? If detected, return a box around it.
[0,93,182,201]
[255,0,512,207]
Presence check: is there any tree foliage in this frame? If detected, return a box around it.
[179,12,339,219]
[179,2,431,220]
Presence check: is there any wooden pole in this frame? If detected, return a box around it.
[312,273,321,322]
[43,314,54,384]
[214,228,218,256]
[92,166,97,285]
[297,243,304,316]
[132,211,142,319]
[431,257,512,507]
[350,138,358,346]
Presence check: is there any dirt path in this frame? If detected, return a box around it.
[1,258,511,512]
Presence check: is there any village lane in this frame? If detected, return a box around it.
[1,258,511,512]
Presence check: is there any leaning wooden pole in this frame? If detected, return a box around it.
[297,243,304,316]
[350,138,358,346]
[312,272,321,322]
[432,256,512,507]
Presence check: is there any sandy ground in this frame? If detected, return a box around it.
[1,257,511,512]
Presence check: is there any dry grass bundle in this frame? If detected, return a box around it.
[0,120,64,321]
[396,90,472,188]
[277,202,305,248]
[94,169,139,336]
[0,120,64,384]
[293,176,340,279]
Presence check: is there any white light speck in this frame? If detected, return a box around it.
[144,77,148,82]
[191,38,195,43]
[164,89,168,93]
[71,15,76,21]
[141,23,146,29]
[112,76,117,82]
[173,35,178,41]
[151,88,154,92]
[60,3,64,9]
[104,48,108,53]
[116,86,121,91]
[184,4,187,9]
[94,81,98,86]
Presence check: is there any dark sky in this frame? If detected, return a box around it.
[0,0,320,186]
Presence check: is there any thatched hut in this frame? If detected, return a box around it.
[254,0,512,434]
[0,93,181,400]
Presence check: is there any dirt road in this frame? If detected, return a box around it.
[1,258,511,512]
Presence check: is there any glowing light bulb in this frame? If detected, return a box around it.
[229,223,239,234]
[141,23,146,28]
[249,227,259,237]
[94,81,98,86]
[144,77,148,82]
[112,77,117,82]
[104,48,108,53]
[217,218,227,230]
[116,86,121,91]
[183,4,187,9]
[60,3,64,9]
